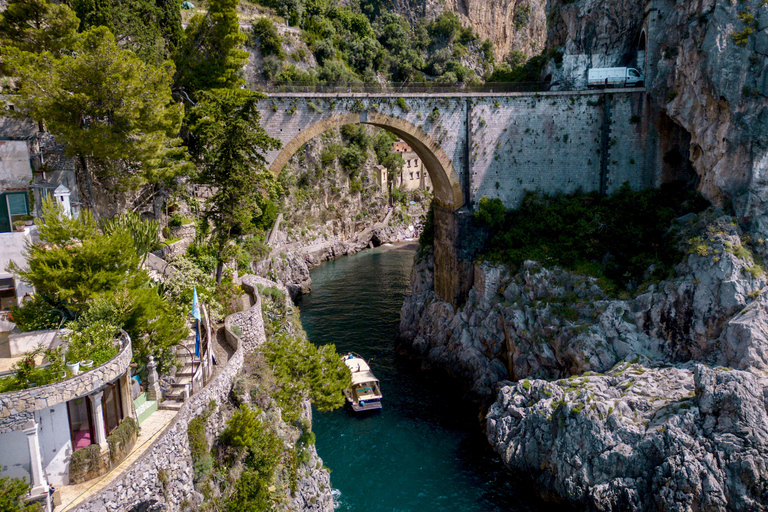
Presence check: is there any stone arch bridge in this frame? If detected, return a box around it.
[256,89,668,306]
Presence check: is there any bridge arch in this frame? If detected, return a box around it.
[267,112,465,211]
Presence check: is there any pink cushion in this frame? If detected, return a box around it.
[73,430,91,450]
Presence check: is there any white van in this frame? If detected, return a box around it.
[587,67,644,88]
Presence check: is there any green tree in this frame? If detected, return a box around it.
[251,17,283,58]
[69,0,182,63]
[101,210,160,264]
[3,27,186,195]
[0,0,79,55]
[7,200,143,312]
[264,332,350,421]
[0,477,39,512]
[174,0,249,94]
[187,89,281,283]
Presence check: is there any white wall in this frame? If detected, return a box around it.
[0,428,32,484]
[7,330,60,357]
[0,227,39,308]
[36,404,72,486]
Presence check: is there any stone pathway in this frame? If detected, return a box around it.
[57,409,177,511]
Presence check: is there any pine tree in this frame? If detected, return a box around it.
[0,0,79,55]
[187,89,281,282]
[3,26,186,192]
[174,0,248,95]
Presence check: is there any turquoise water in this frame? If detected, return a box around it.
[296,243,563,512]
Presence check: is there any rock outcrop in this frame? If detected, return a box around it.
[399,211,768,509]
[487,364,768,511]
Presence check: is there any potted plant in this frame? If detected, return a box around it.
[80,359,94,370]
[13,220,25,232]
[66,359,80,376]
[21,214,34,226]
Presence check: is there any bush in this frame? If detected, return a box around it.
[107,417,139,462]
[479,184,709,291]
[264,332,350,422]
[252,17,283,57]
[339,146,366,172]
[9,294,61,332]
[63,321,120,366]
[0,476,39,512]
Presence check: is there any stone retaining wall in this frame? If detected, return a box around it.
[0,332,132,434]
[70,278,269,512]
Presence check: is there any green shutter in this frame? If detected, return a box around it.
[7,193,28,216]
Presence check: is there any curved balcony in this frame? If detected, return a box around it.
[0,331,132,434]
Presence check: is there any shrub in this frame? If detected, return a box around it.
[252,18,283,57]
[9,294,61,332]
[264,332,350,422]
[0,476,39,512]
[478,184,709,292]
[63,321,120,366]
[732,27,754,46]
[107,417,139,462]
[514,4,531,30]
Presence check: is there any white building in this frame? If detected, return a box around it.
[0,333,134,511]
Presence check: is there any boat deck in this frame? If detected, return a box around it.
[351,400,382,412]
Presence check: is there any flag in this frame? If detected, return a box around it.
[193,287,201,358]
[192,287,201,321]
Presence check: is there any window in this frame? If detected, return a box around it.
[0,192,29,232]
[102,380,123,435]
[0,278,16,311]
[67,398,95,449]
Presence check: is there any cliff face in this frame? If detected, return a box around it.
[398,210,768,509]
[441,0,548,63]
[643,0,768,227]
[436,0,768,231]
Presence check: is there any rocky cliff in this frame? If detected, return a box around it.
[434,0,767,238]
[398,209,768,509]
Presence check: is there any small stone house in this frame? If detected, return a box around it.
[391,140,432,192]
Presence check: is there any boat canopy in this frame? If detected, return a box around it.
[350,370,379,386]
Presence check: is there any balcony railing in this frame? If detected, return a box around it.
[250,81,550,94]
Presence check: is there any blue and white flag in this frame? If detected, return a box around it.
[192,287,201,321]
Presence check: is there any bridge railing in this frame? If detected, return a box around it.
[250,81,550,94]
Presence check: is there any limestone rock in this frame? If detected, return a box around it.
[487,364,768,511]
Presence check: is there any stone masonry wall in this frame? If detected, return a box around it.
[257,90,655,212]
[69,291,265,512]
[469,91,655,206]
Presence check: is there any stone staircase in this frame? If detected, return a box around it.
[158,337,201,411]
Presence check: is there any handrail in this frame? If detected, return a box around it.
[250,81,550,94]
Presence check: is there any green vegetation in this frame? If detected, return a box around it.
[188,89,281,282]
[3,24,185,194]
[174,0,249,94]
[9,294,61,332]
[0,476,39,512]
[107,417,139,462]
[474,184,709,292]
[251,17,284,58]
[8,200,185,372]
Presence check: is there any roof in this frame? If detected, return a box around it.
[344,355,379,386]
[350,370,378,386]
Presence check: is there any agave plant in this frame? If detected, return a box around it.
[101,210,159,264]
